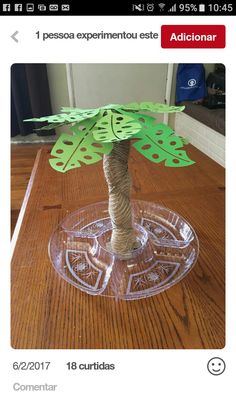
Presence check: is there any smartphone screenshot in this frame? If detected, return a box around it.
[0,1,234,417]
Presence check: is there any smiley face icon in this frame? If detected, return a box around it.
[207,357,226,375]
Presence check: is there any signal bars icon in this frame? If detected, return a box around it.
[168,3,177,12]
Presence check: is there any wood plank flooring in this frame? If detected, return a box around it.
[11,143,225,349]
[11,144,47,235]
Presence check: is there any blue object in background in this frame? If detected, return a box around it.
[176,64,207,103]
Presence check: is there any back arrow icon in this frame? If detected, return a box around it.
[11,31,19,43]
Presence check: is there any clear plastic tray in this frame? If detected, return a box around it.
[49,200,199,300]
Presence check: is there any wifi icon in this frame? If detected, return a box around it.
[158,3,165,11]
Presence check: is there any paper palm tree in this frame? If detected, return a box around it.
[25,102,194,256]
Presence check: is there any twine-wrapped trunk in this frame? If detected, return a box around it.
[103,141,137,256]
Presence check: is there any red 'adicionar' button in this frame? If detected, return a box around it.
[161,25,225,48]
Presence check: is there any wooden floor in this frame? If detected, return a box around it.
[11,144,47,235]
[11,143,225,349]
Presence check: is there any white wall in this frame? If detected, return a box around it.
[46,63,218,116]
[46,63,170,125]
[71,64,168,116]
[46,63,172,129]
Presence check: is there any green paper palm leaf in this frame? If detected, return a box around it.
[24,109,100,129]
[34,122,67,131]
[61,104,121,113]
[131,114,194,167]
[49,119,113,173]
[122,102,185,113]
[120,110,156,125]
[93,110,142,142]
[24,103,194,169]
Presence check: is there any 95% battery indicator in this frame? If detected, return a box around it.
[179,4,198,12]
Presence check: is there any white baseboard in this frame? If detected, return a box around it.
[175,112,225,167]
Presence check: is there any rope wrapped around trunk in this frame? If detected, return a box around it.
[103,140,137,256]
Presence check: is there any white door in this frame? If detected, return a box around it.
[68,64,169,122]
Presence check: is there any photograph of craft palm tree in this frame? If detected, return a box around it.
[11,64,224,349]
